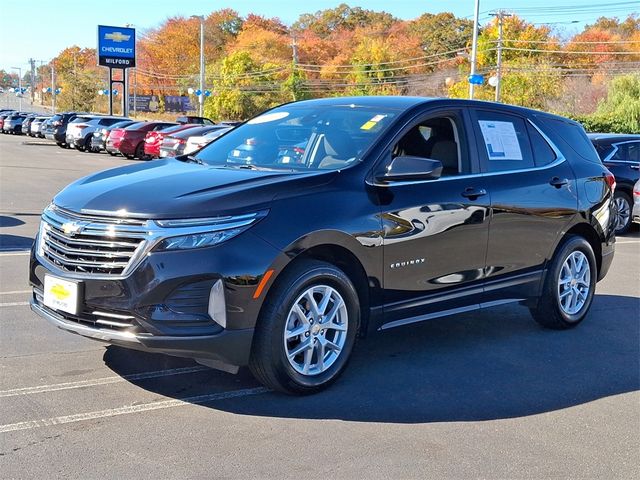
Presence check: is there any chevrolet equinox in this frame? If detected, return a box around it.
[30,97,616,394]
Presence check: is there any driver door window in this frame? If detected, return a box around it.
[392,114,470,177]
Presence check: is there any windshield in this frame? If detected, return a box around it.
[193,104,398,171]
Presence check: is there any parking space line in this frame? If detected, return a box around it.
[0,301,29,307]
[0,366,210,398]
[616,239,640,244]
[0,387,269,433]
[0,290,31,295]
[0,251,31,256]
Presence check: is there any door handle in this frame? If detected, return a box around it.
[630,164,639,170]
[549,177,569,188]
[461,187,487,199]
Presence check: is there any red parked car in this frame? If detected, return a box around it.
[143,123,197,158]
[106,121,176,159]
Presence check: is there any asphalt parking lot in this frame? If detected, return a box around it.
[0,131,638,478]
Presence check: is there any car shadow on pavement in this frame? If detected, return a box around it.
[0,215,25,228]
[0,233,33,250]
[105,293,639,424]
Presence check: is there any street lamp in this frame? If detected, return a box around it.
[190,15,205,117]
[10,66,22,111]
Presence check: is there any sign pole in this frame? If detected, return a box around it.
[108,68,112,115]
[123,68,129,117]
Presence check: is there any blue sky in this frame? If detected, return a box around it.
[1,0,638,71]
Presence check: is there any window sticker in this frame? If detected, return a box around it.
[360,114,387,130]
[478,120,523,160]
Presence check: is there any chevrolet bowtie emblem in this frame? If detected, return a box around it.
[105,32,130,42]
[62,222,83,236]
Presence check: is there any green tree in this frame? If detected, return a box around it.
[593,74,640,132]
[409,12,473,59]
[205,51,285,120]
[52,46,101,112]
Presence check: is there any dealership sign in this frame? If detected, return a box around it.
[97,25,136,67]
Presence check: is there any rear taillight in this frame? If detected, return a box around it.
[75,124,88,129]
[604,171,616,193]
[177,138,186,145]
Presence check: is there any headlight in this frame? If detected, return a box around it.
[152,211,267,252]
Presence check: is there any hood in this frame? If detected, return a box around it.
[53,158,335,219]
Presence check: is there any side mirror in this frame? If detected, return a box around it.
[376,156,443,183]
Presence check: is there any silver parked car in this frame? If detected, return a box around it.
[66,115,130,152]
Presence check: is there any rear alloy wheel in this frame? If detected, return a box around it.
[613,191,632,235]
[250,260,359,395]
[529,235,597,329]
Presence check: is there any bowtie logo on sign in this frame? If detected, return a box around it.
[104,32,131,42]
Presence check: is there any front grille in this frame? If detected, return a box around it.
[40,206,148,276]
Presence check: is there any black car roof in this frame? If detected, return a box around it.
[286,96,573,123]
[587,133,640,144]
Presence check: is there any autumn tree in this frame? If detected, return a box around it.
[293,3,396,38]
[52,46,102,112]
[409,12,474,61]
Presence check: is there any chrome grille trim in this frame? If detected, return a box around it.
[37,205,267,279]
[40,207,149,277]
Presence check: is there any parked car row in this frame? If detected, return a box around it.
[0,109,52,136]
[2,108,238,160]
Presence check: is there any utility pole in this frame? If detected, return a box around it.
[290,34,299,101]
[191,15,205,117]
[29,58,36,104]
[51,64,56,114]
[490,10,512,102]
[469,0,481,99]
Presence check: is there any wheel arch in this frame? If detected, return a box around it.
[257,233,376,337]
[560,222,603,276]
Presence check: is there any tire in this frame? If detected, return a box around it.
[529,235,597,330]
[108,151,117,156]
[133,142,146,160]
[83,136,93,152]
[56,142,65,148]
[249,260,359,395]
[613,191,632,235]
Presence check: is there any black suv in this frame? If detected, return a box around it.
[43,112,88,147]
[589,134,640,234]
[30,97,616,394]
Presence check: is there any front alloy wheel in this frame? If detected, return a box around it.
[284,285,348,376]
[250,260,359,395]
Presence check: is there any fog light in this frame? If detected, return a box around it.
[208,280,226,328]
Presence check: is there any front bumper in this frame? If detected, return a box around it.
[633,200,640,224]
[29,229,282,367]
[31,299,254,367]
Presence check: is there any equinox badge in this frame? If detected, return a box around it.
[390,258,426,269]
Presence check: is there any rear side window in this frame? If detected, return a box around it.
[612,142,640,162]
[99,118,124,126]
[472,110,534,172]
[527,123,557,167]
[539,117,601,163]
